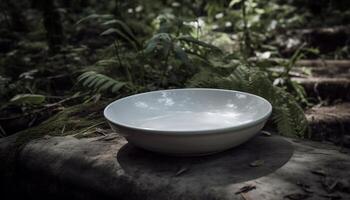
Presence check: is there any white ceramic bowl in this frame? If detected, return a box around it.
[104,88,272,156]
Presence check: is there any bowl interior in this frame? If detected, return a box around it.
[104,89,272,132]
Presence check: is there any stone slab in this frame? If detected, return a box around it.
[292,77,350,101]
[306,103,350,144]
[297,60,350,68]
[1,133,350,199]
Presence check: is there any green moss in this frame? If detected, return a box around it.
[15,102,108,148]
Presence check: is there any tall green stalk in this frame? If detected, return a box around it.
[241,0,252,58]
[114,41,133,83]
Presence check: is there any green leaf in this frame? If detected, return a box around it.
[143,33,172,56]
[161,39,172,58]
[143,40,157,54]
[210,60,236,69]
[102,19,120,26]
[287,100,309,137]
[94,77,110,88]
[273,106,295,137]
[78,71,95,82]
[111,82,125,93]
[87,75,102,88]
[99,81,116,91]
[102,19,137,42]
[177,35,222,52]
[10,94,45,105]
[229,0,242,7]
[78,71,126,94]
[76,14,113,25]
[100,28,122,36]
[100,28,138,50]
[83,74,97,87]
[286,43,306,72]
[174,45,189,65]
[96,58,119,66]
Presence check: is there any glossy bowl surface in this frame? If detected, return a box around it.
[104,88,272,156]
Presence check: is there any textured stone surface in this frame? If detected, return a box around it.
[1,133,350,199]
[292,60,350,101]
[297,59,350,68]
[292,77,350,101]
[306,103,350,143]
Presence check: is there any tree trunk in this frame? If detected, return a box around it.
[37,0,64,54]
[2,1,28,32]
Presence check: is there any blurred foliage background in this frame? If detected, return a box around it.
[0,0,349,138]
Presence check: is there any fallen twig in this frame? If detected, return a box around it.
[73,121,105,136]
[235,184,256,195]
[174,166,188,177]
[0,125,6,137]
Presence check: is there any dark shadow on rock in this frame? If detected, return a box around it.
[117,135,294,187]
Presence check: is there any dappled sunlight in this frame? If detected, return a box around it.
[0,0,349,199]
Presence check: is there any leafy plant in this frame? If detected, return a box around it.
[187,63,309,137]
[10,94,46,105]
[76,13,140,50]
[77,71,126,94]
[76,12,309,137]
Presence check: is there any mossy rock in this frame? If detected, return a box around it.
[15,102,109,148]
[0,101,111,189]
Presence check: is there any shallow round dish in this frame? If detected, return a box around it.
[104,88,272,156]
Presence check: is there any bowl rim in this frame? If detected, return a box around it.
[104,88,272,135]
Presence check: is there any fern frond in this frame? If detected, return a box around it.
[101,28,138,50]
[78,71,126,94]
[247,71,274,100]
[177,35,222,53]
[186,68,216,88]
[187,63,308,137]
[286,100,310,137]
[273,105,295,137]
[101,19,137,42]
